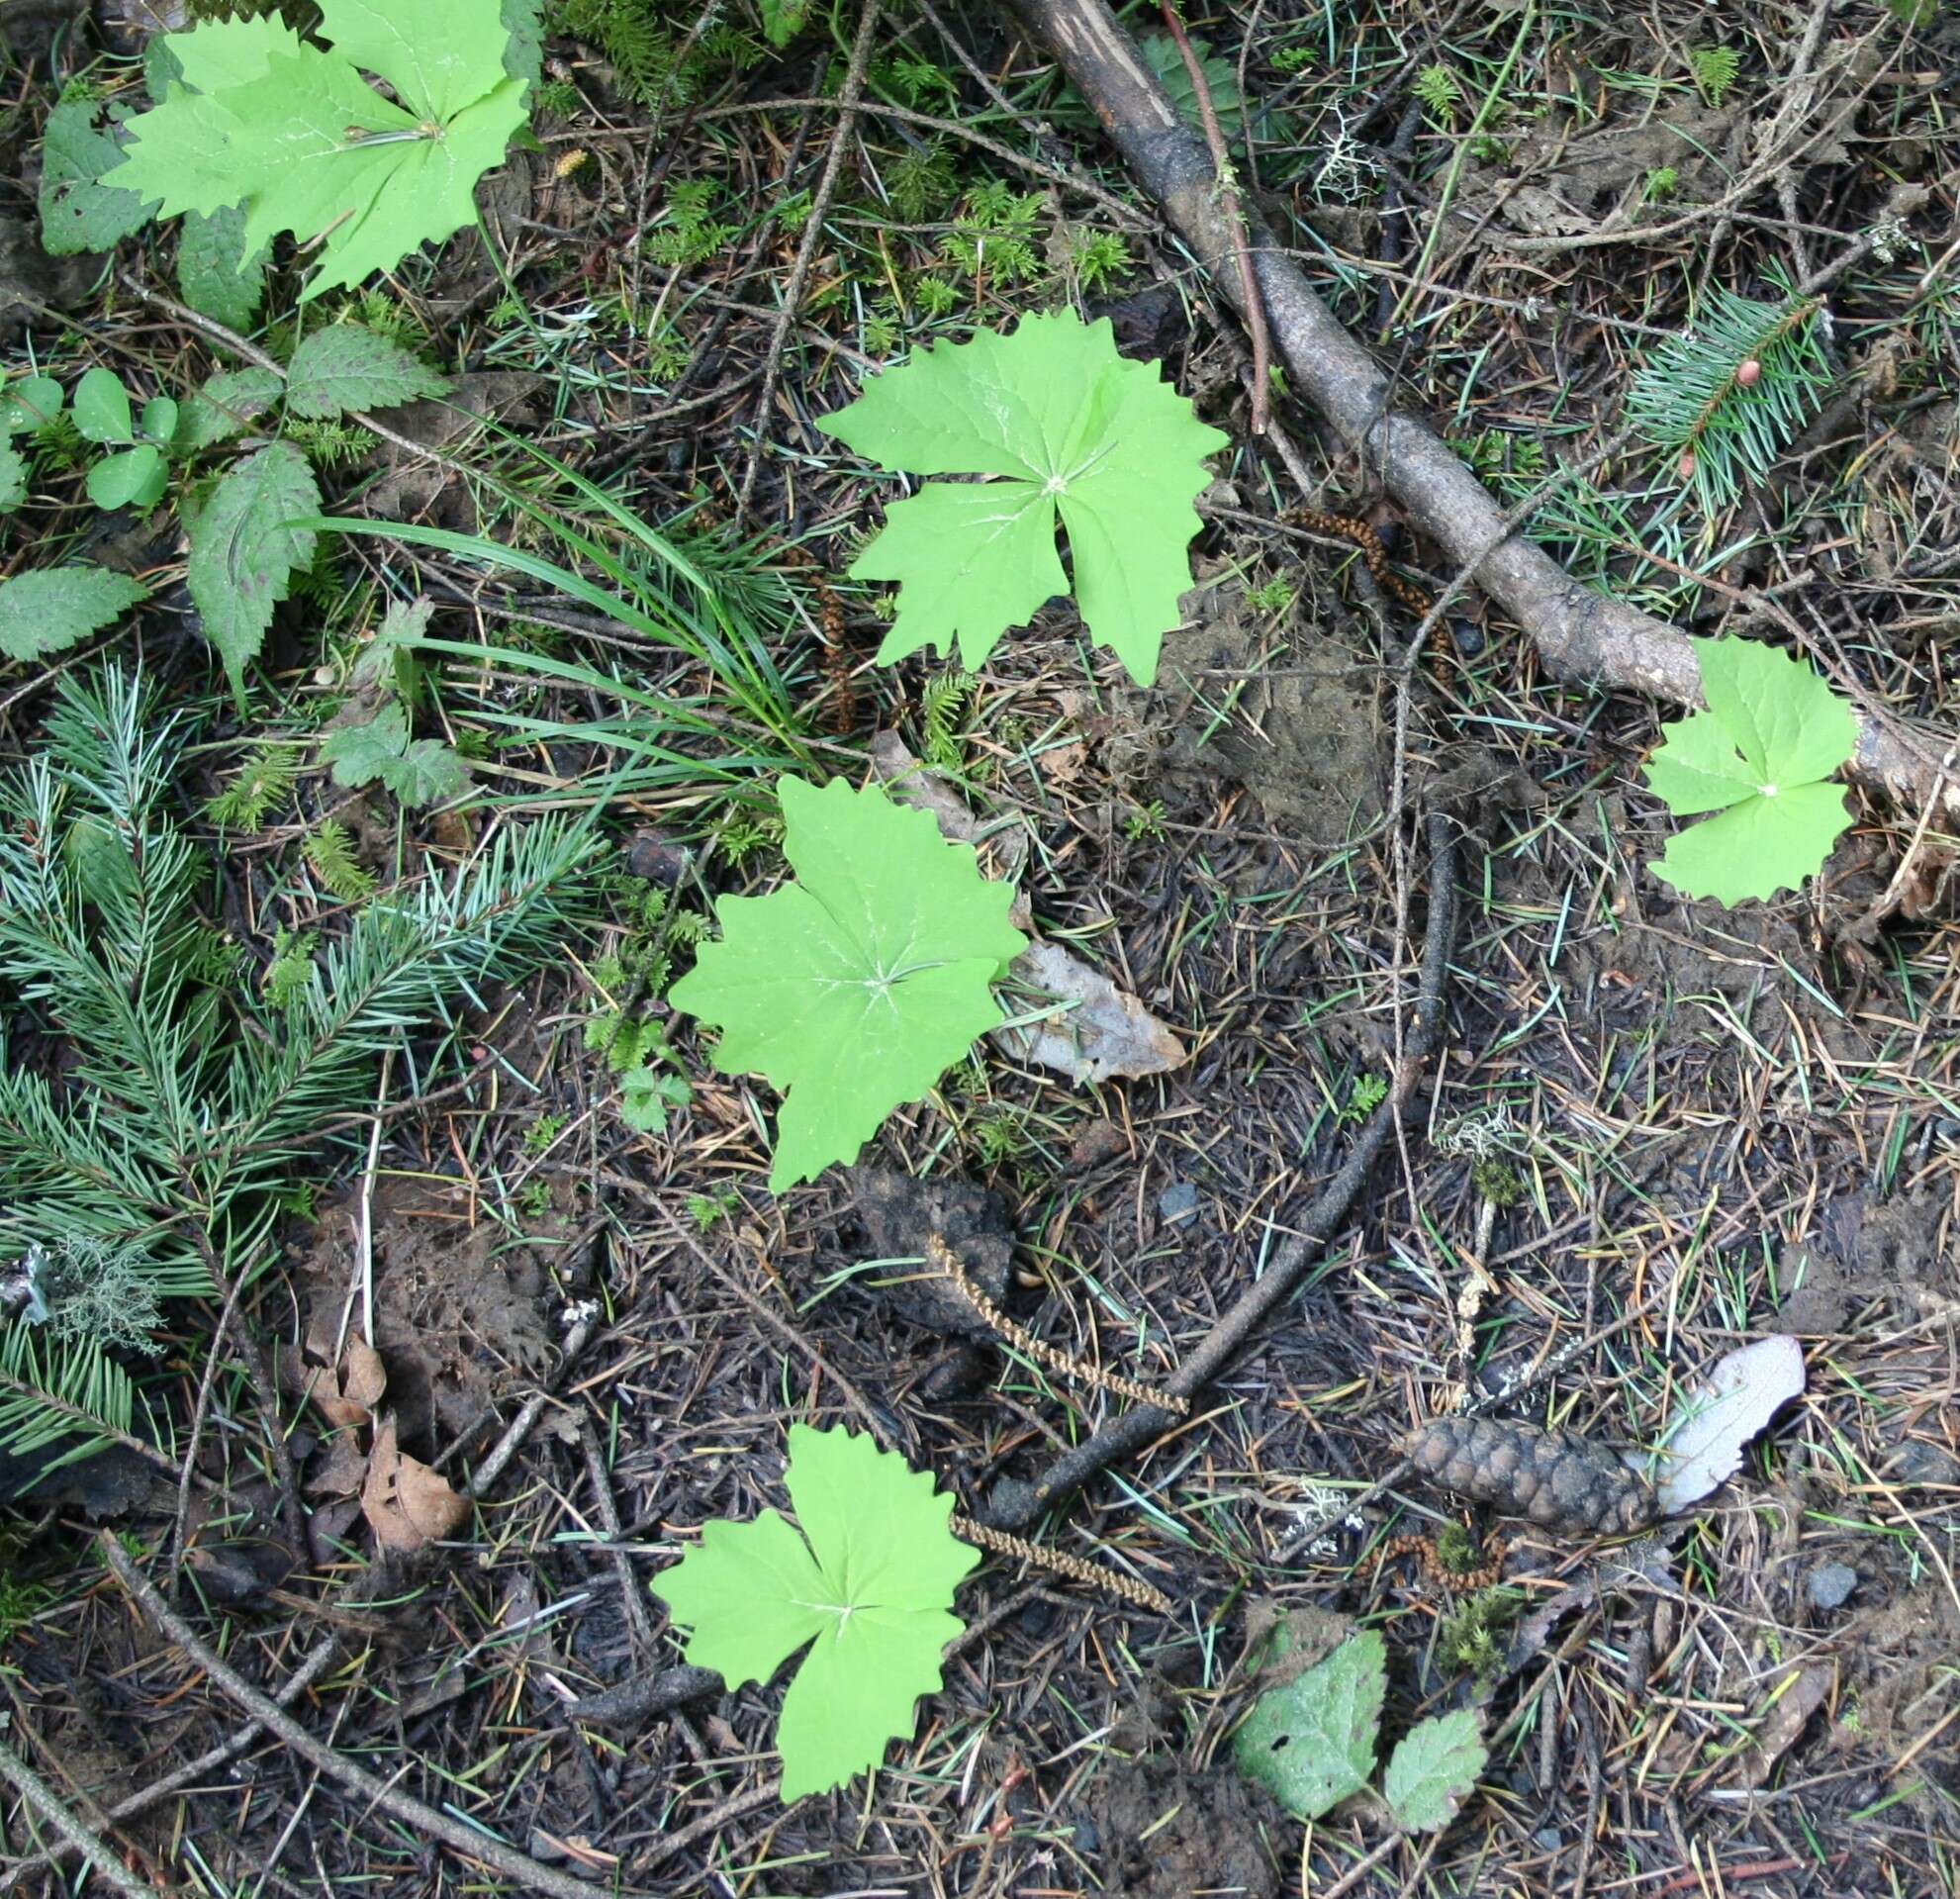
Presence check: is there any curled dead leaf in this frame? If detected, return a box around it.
[1731,1663,1832,1791]
[361,1415,469,1553]
[1651,1336,1806,1517]
[304,1323,386,1430]
[870,733,1187,1084]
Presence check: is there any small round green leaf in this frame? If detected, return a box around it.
[73,368,135,445]
[86,445,167,513]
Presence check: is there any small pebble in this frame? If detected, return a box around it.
[1535,1829,1563,1852]
[1157,1181,1200,1226]
[1806,1562,1858,1610]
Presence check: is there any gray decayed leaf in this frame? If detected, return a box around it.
[1651,1335,1806,1516]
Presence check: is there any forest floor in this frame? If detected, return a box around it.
[1,0,1958,1895]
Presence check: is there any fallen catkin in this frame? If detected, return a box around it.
[1403,1417,1655,1536]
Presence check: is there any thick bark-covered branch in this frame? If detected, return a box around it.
[1006,0,1957,823]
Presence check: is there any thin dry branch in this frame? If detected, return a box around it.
[1002,0,1960,824]
[983,811,1461,1531]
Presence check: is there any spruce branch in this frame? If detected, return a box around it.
[1626,286,1832,517]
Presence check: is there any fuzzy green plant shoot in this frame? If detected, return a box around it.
[1234,1628,1487,1833]
[110,0,532,301]
[669,776,1026,1190]
[651,1424,979,1799]
[1645,636,1855,905]
[817,309,1230,686]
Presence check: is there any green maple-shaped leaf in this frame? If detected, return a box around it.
[110,0,529,303]
[1232,1630,1385,1820]
[668,776,1026,1191]
[816,309,1230,685]
[651,1423,980,1800]
[1382,1710,1487,1833]
[1645,635,1856,906]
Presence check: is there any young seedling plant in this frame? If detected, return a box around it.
[817,308,1230,686]
[651,1423,980,1799]
[669,775,1026,1189]
[1644,635,1856,905]
[1234,1627,1488,1834]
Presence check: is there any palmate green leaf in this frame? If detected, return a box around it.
[185,441,320,709]
[1232,1630,1385,1820]
[319,704,470,807]
[0,567,148,663]
[1382,1710,1487,1833]
[651,1424,980,1800]
[1645,636,1855,905]
[817,309,1230,685]
[111,0,529,303]
[668,776,1026,1190]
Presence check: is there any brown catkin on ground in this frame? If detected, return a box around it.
[1403,1417,1656,1536]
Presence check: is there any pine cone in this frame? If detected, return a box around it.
[1403,1417,1655,1536]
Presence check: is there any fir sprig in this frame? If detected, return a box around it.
[1626,287,1832,517]
[0,665,598,1469]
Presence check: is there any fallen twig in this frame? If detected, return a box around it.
[97,1535,619,1899]
[1001,0,1959,824]
[982,812,1460,1531]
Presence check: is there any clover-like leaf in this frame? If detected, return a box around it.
[1645,636,1856,905]
[111,0,529,303]
[1382,1710,1487,1833]
[1233,1630,1385,1820]
[816,309,1230,685]
[651,1423,980,1800]
[668,776,1026,1190]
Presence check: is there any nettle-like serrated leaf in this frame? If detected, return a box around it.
[1232,1630,1385,1820]
[651,1423,980,1800]
[0,445,26,515]
[111,0,529,303]
[668,776,1026,1191]
[285,325,450,420]
[177,204,267,329]
[1645,636,1856,905]
[1382,1710,1487,1833]
[174,367,284,453]
[817,309,1230,685]
[39,96,158,256]
[186,440,320,708]
[320,703,469,807]
[0,566,147,663]
[620,1065,691,1135]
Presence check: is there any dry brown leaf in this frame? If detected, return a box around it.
[361,1416,469,1553]
[1731,1663,1833,1790]
[305,1431,370,1499]
[995,938,1188,1084]
[305,1325,386,1429]
[869,734,1187,1084]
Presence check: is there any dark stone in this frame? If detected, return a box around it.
[1806,1563,1858,1611]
